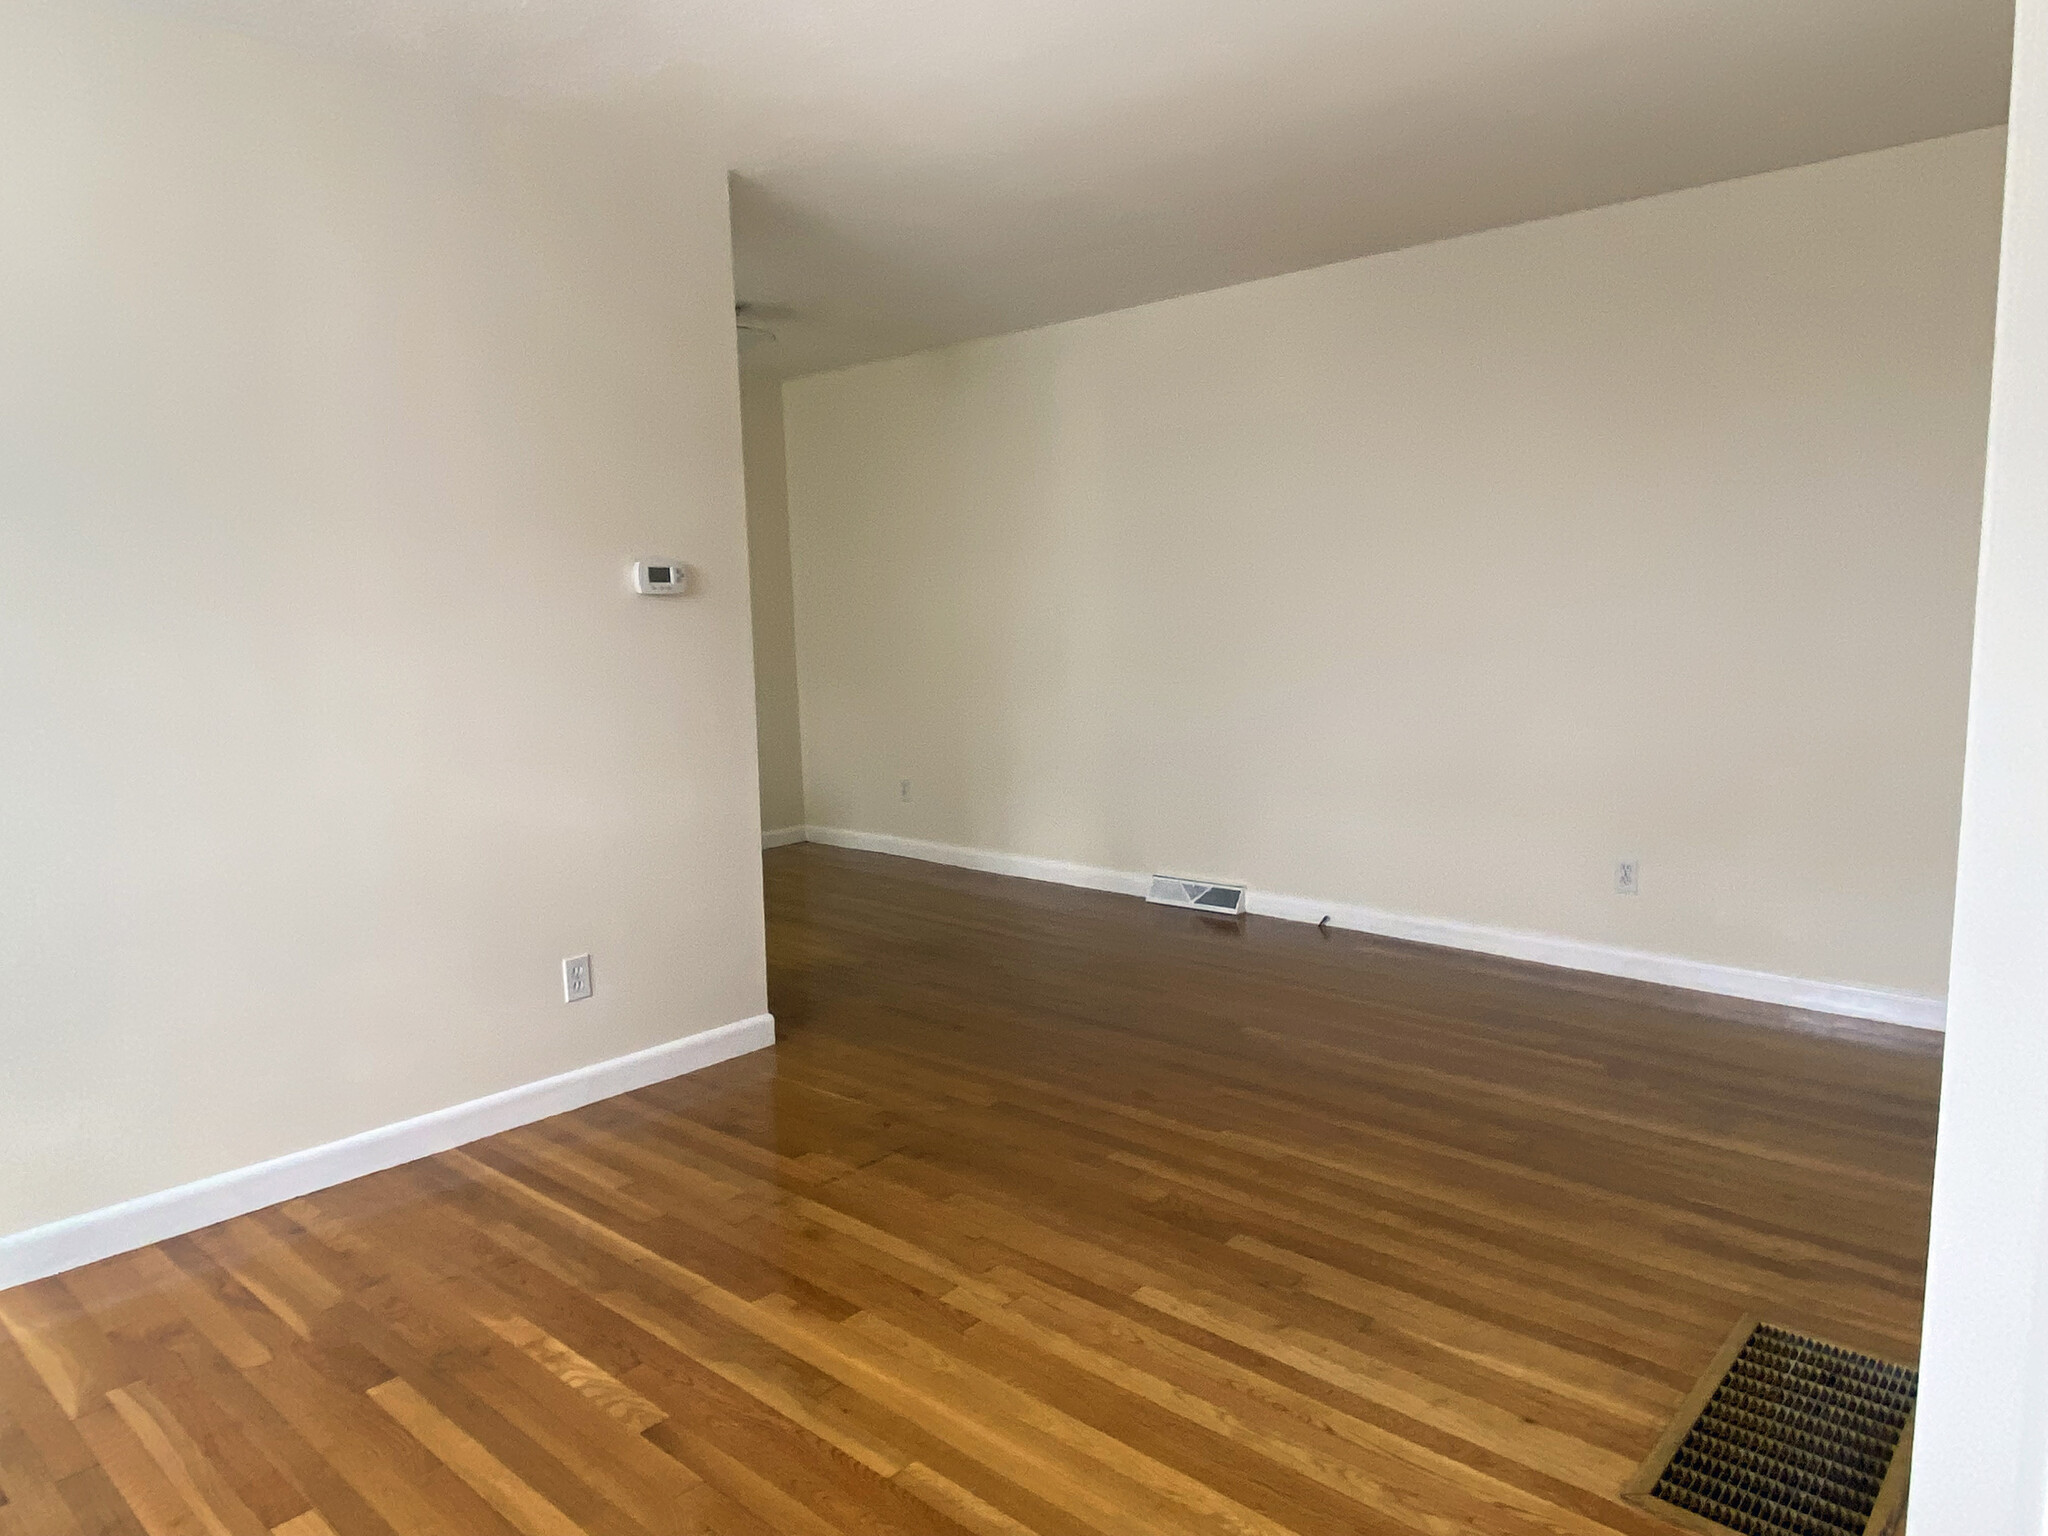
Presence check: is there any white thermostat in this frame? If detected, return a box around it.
[633,561,689,595]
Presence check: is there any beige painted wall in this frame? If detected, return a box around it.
[0,1,766,1238]
[741,374,807,833]
[785,129,2005,999]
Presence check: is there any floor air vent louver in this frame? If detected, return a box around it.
[1624,1318,1916,1536]
[1145,874,1248,916]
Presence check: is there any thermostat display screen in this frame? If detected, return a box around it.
[633,560,688,594]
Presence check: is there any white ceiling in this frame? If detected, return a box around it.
[144,0,2013,378]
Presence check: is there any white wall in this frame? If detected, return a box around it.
[742,373,807,834]
[783,130,2004,1008]
[1911,7,2048,1529]
[0,1,766,1241]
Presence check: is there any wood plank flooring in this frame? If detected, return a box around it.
[0,842,1944,1535]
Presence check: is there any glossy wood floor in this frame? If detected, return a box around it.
[0,843,1944,1536]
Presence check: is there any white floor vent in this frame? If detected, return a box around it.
[1147,875,1248,917]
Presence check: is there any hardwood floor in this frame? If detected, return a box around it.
[0,842,1943,1536]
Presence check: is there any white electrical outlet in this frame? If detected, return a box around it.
[1615,860,1641,896]
[563,954,593,1002]
[900,779,912,802]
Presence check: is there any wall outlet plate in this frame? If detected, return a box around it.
[1616,860,1642,896]
[563,954,593,1002]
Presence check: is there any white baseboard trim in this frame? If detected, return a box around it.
[1247,890,1946,1030]
[804,825,1150,899]
[0,1013,776,1290]
[761,826,807,849]
[802,826,1947,1032]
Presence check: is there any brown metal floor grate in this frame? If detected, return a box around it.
[1623,1317,1916,1536]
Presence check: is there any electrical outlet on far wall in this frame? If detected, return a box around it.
[1616,859,1642,897]
[900,779,912,802]
[563,953,593,1002]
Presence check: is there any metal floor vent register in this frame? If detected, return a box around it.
[1146,874,1248,916]
[1624,1318,1916,1536]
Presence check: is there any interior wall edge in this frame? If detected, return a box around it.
[799,826,1947,1031]
[0,1013,776,1290]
